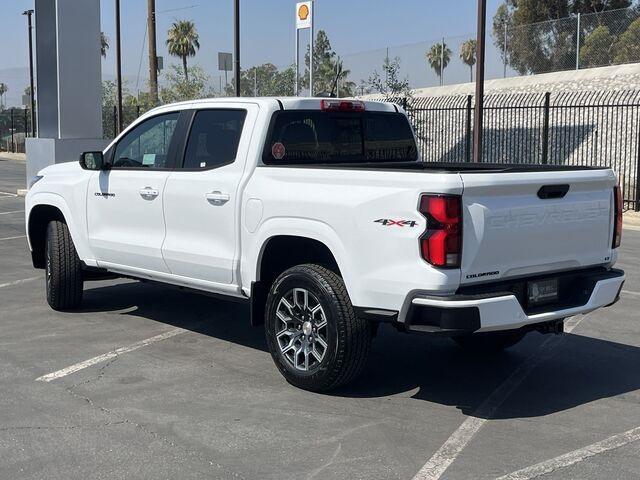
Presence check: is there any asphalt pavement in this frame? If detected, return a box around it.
[1,155,640,480]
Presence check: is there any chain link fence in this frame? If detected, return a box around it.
[341,6,640,92]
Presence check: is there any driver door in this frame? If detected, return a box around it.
[87,111,181,275]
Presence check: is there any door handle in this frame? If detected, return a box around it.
[139,187,159,199]
[205,191,230,205]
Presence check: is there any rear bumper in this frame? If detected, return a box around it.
[403,268,625,334]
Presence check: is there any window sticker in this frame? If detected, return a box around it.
[271,142,286,160]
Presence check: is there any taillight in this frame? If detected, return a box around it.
[419,194,462,268]
[320,99,365,112]
[613,185,622,248]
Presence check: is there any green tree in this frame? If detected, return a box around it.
[160,64,212,103]
[367,56,410,100]
[579,25,616,67]
[613,17,640,63]
[459,39,477,82]
[225,63,297,97]
[304,30,355,96]
[100,32,109,58]
[166,20,200,82]
[493,0,632,74]
[426,42,451,85]
[0,83,7,109]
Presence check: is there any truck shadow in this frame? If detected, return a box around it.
[81,280,640,420]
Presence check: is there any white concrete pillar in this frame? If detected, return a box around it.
[26,0,108,185]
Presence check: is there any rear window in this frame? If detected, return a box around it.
[263,110,418,165]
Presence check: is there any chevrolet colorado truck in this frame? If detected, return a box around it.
[25,98,625,392]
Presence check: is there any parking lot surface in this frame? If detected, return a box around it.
[2,156,640,479]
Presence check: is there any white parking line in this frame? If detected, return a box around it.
[495,426,640,480]
[0,210,23,215]
[622,290,640,298]
[36,328,187,382]
[0,235,27,241]
[413,319,583,480]
[0,191,18,197]
[0,276,40,289]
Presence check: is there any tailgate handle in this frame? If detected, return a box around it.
[538,184,570,199]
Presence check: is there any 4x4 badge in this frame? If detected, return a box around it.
[374,219,418,227]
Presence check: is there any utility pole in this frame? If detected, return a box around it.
[147,0,158,105]
[22,9,36,137]
[440,37,445,86]
[472,0,487,163]
[234,0,241,97]
[115,0,124,133]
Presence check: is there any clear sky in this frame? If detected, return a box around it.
[0,0,505,105]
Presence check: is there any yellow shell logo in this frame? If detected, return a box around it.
[298,4,309,21]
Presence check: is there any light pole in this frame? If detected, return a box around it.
[234,0,241,97]
[115,0,124,133]
[472,0,487,163]
[22,9,36,137]
[147,0,159,105]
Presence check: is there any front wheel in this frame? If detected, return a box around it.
[265,264,372,392]
[45,220,83,310]
[453,330,526,354]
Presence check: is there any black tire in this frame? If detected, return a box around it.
[265,264,372,392]
[453,330,526,354]
[45,220,83,310]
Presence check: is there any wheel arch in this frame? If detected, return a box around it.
[27,194,89,269]
[247,229,354,327]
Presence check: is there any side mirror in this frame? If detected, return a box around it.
[79,151,106,171]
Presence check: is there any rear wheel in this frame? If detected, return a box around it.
[45,220,83,310]
[265,264,372,392]
[453,330,526,354]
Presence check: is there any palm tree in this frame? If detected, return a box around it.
[459,39,477,82]
[166,20,200,82]
[100,32,109,58]
[0,83,8,109]
[426,42,451,86]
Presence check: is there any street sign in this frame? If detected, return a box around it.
[22,94,30,108]
[218,52,233,71]
[296,1,312,30]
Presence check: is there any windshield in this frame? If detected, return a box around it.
[263,110,418,165]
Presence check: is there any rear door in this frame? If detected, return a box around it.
[161,105,257,285]
[459,168,616,285]
[87,111,180,273]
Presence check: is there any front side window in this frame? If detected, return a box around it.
[182,109,247,169]
[112,112,179,169]
[263,111,418,165]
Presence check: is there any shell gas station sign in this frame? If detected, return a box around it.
[296,2,313,30]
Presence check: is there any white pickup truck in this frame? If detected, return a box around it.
[26,97,625,391]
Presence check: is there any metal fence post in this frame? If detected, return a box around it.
[466,95,473,162]
[636,132,640,211]
[503,24,508,78]
[541,92,551,164]
[10,108,14,153]
[24,109,28,140]
[576,13,581,70]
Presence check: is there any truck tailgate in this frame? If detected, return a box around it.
[459,168,616,285]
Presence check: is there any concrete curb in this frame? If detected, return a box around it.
[0,153,27,162]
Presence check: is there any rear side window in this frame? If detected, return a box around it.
[182,109,247,169]
[263,111,418,165]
